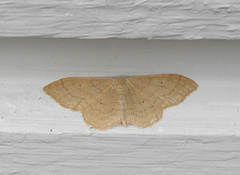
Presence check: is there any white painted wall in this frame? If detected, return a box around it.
[1,0,240,39]
[0,38,240,174]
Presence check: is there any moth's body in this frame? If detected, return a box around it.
[114,77,128,126]
[43,74,198,130]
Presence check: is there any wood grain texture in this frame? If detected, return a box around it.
[43,74,198,130]
[1,0,240,39]
[1,133,240,175]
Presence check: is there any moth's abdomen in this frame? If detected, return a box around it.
[114,77,128,125]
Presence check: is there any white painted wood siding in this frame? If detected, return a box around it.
[0,38,240,174]
[1,0,240,39]
[1,133,239,175]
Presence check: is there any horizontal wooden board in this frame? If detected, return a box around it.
[1,0,240,39]
[0,38,240,174]
[1,133,240,174]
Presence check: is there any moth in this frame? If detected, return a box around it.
[43,74,198,130]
